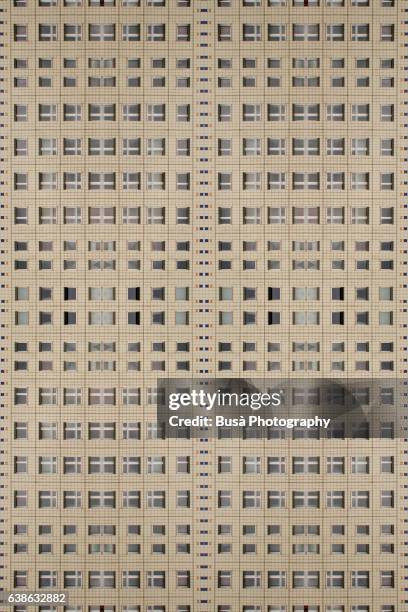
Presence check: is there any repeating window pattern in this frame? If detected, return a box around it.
[4,0,404,611]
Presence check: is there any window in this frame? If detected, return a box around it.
[268,23,286,42]
[218,24,232,41]
[352,24,369,41]
[268,571,286,588]
[266,491,285,508]
[327,457,345,474]
[176,138,190,156]
[123,24,140,41]
[381,456,394,473]
[381,138,394,156]
[268,138,286,155]
[176,173,190,191]
[64,24,82,41]
[327,24,344,41]
[14,139,28,156]
[147,24,166,41]
[352,138,369,156]
[218,104,231,122]
[352,207,369,225]
[293,571,319,588]
[39,490,57,508]
[293,24,319,41]
[38,138,57,156]
[123,172,140,191]
[39,104,56,121]
[89,138,115,156]
[89,173,115,191]
[39,24,57,41]
[39,571,57,588]
[293,138,319,155]
[293,104,319,121]
[243,571,261,588]
[147,104,166,122]
[177,24,190,41]
[292,207,320,224]
[381,104,394,122]
[89,104,115,121]
[381,490,394,507]
[351,491,370,508]
[14,25,28,42]
[14,173,28,191]
[293,456,319,473]
[218,571,232,588]
[352,104,369,121]
[351,571,369,588]
[64,138,81,155]
[243,104,261,122]
[88,491,116,509]
[147,571,165,588]
[64,571,82,588]
[327,172,344,191]
[293,173,319,190]
[381,24,394,41]
[268,104,286,121]
[293,75,319,87]
[14,491,28,508]
[351,172,369,190]
[123,104,141,121]
[268,207,286,225]
[64,173,81,191]
[243,24,261,42]
[89,24,115,41]
[292,58,316,70]
[326,571,344,588]
[89,571,115,588]
[123,138,141,156]
[292,491,320,508]
[352,457,369,473]
[381,173,394,191]
[268,173,286,190]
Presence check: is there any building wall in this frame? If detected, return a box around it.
[2,0,406,611]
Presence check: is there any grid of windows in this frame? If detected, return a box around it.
[3,0,405,611]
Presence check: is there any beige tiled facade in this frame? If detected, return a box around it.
[1,0,407,611]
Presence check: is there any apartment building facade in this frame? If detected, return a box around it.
[1,0,406,610]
